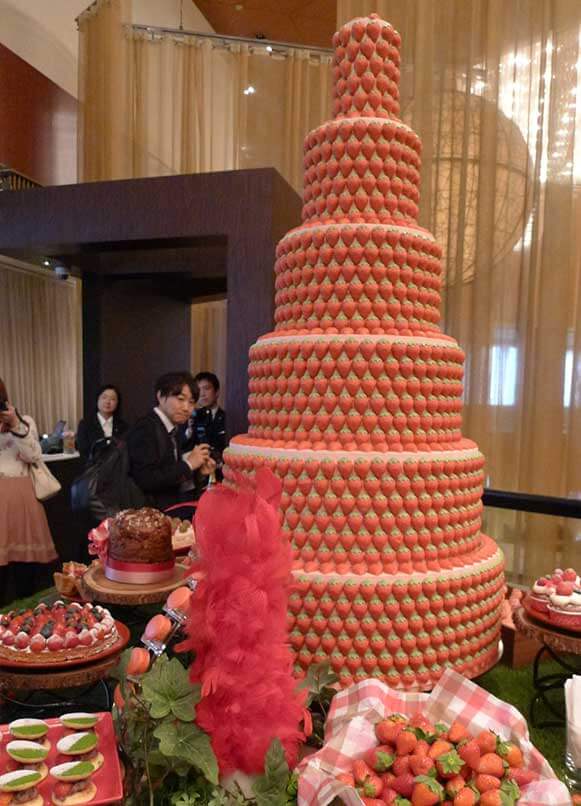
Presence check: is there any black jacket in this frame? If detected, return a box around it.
[126,412,203,511]
[182,407,227,457]
[76,414,129,462]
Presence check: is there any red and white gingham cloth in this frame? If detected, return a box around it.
[297,668,571,806]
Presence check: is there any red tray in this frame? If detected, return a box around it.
[522,594,581,634]
[0,622,130,671]
[0,712,123,804]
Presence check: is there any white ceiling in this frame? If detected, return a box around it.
[0,0,213,98]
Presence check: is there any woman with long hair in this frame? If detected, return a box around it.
[0,377,57,605]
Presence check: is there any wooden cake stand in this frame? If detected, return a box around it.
[79,561,189,605]
[514,606,581,728]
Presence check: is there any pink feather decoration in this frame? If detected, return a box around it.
[180,468,307,775]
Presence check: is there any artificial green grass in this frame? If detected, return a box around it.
[2,589,567,781]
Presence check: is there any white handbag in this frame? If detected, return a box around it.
[30,460,62,501]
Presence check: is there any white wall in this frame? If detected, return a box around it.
[0,1,213,98]
[0,0,85,96]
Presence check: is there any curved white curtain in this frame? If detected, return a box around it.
[338,0,581,583]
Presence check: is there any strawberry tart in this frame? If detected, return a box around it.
[222,14,505,689]
[0,601,118,665]
[529,567,580,615]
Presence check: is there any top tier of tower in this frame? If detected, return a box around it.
[301,16,423,227]
[332,14,401,120]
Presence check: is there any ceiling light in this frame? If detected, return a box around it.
[266,45,273,53]
[42,259,50,266]
[243,85,256,95]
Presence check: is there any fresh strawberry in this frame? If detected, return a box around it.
[496,740,523,768]
[377,719,406,744]
[475,774,501,793]
[476,730,497,754]
[563,568,578,581]
[453,788,477,806]
[365,746,396,773]
[447,720,469,744]
[361,799,385,806]
[477,753,504,778]
[336,772,355,787]
[478,793,501,806]
[396,729,419,756]
[556,581,574,596]
[410,713,436,735]
[409,755,435,776]
[415,740,430,757]
[479,782,520,806]
[436,750,464,779]
[362,773,384,798]
[380,772,397,789]
[392,756,411,776]
[445,776,466,798]
[506,767,538,787]
[411,776,445,806]
[382,788,398,805]
[392,773,415,797]
[353,760,374,785]
[458,740,481,771]
[428,739,453,759]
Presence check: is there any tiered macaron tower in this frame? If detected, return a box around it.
[223,13,505,689]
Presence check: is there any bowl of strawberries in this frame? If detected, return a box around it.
[297,669,570,806]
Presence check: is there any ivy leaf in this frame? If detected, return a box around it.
[298,663,338,706]
[142,655,200,721]
[252,739,291,806]
[154,720,219,785]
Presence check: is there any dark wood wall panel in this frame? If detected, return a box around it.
[0,169,302,438]
[0,43,77,185]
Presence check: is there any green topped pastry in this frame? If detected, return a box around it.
[0,769,43,805]
[56,732,103,771]
[59,713,99,731]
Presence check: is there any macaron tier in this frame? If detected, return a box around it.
[287,539,504,690]
[302,118,421,224]
[331,16,401,119]
[225,442,484,575]
[223,13,504,688]
[247,333,464,448]
[274,222,442,333]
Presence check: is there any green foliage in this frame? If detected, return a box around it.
[112,650,299,806]
[298,663,339,748]
[252,740,296,806]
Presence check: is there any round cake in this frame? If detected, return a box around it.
[105,508,175,584]
[0,601,118,665]
[223,14,505,689]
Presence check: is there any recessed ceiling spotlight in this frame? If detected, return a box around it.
[234,3,243,10]
[266,45,273,52]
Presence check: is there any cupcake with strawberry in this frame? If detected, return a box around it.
[529,567,578,613]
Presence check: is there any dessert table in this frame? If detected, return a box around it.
[514,606,581,728]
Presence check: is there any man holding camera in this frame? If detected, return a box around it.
[181,372,226,481]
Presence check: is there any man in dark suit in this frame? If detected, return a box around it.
[183,372,226,459]
[127,372,214,511]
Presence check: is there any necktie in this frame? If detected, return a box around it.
[169,427,178,460]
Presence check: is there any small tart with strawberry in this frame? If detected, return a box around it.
[548,579,581,631]
[529,567,579,613]
[50,761,97,805]
[0,602,118,665]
